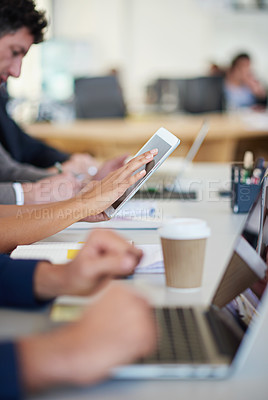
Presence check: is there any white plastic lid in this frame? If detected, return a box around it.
[158,218,210,240]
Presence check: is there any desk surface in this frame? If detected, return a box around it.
[1,162,267,400]
[24,111,268,162]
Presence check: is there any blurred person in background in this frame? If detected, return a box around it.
[224,52,267,110]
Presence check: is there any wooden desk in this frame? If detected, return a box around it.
[24,112,268,162]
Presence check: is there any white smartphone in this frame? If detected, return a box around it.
[105,127,180,218]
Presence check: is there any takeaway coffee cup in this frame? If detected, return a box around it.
[158,218,210,289]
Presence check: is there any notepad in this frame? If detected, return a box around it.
[65,218,163,231]
[11,242,83,264]
[11,243,164,273]
[51,304,85,321]
[67,249,80,259]
[135,244,164,273]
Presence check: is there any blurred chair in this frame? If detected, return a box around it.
[178,76,225,114]
[148,76,225,114]
[74,75,126,119]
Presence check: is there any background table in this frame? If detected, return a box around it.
[24,112,268,162]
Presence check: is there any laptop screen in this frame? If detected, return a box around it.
[211,180,268,329]
[242,178,268,260]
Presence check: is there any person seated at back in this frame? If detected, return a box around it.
[224,52,267,111]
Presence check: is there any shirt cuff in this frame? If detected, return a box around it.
[12,183,24,205]
[0,256,52,309]
[0,342,23,400]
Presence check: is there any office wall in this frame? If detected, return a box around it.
[8,0,268,112]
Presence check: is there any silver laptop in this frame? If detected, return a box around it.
[136,121,209,200]
[113,180,268,379]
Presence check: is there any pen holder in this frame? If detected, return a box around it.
[231,164,263,214]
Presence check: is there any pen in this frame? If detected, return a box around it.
[251,157,265,184]
[241,151,253,184]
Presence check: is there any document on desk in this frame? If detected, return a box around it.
[11,242,84,263]
[66,200,164,230]
[11,243,164,273]
[240,110,268,131]
[135,244,164,273]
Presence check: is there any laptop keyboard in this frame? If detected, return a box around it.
[204,307,241,356]
[134,189,197,200]
[135,176,197,200]
[142,307,209,364]
[140,306,239,364]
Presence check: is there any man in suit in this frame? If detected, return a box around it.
[0,2,85,205]
[0,141,84,204]
[0,3,127,205]
[0,228,156,399]
[0,89,71,167]
[0,89,127,178]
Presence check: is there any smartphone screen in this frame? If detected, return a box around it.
[111,135,172,210]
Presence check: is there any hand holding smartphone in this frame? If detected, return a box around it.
[105,127,180,218]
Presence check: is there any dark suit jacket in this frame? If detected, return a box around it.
[0,255,51,399]
[0,96,69,168]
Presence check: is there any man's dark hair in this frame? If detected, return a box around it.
[231,53,251,70]
[0,0,47,44]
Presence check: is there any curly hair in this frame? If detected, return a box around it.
[0,0,48,43]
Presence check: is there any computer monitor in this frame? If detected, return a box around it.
[180,76,225,114]
[74,75,126,119]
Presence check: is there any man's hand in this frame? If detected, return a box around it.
[94,154,128,181]
[81,212,110,223]
[17,282,157,391]
[22,172,83,204]
[60,282,157,385]
[79,180,110,222]
[63,153,100,175]
[47,153,100,176]
[33,230,143,300]
[59,153,128,181]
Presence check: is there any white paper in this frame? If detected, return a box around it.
[135,244,164,273]
[11,242,164,273]
[11,242,83,264]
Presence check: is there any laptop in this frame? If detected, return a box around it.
[112,179,268,379]
[135,121,209,200]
